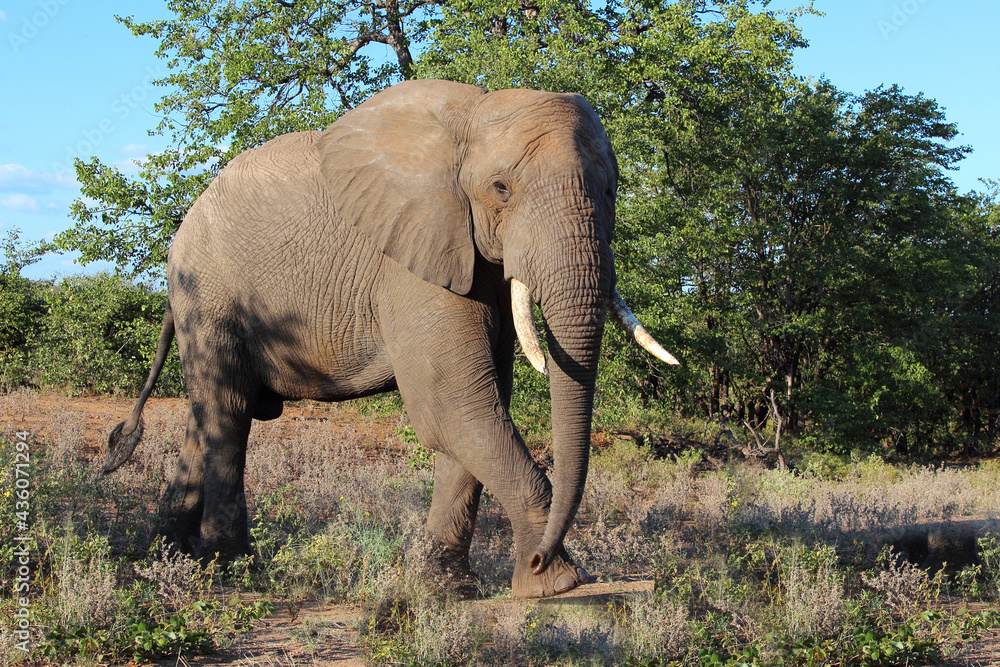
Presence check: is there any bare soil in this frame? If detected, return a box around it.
[3,394,998,665]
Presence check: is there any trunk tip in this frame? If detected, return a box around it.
[530,551,548,575]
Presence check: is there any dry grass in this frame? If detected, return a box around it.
[487,602,529,664]
[133,541,205,613]
[3,391,999,665]
[46,408,86,465]
[528,605,619,666]
[49,534,116,631]
[861,555,935,623]
[781,545,845,637]
[0,385,38,421]
[622,594,689,662]
[410,598,483,665]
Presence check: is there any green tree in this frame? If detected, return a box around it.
[29,274,184,396]
[717,81,971,451]
[58,0,436,279]
[58,0,811,281]
[933,181,1000,452]
[0,229,50,386]
[52,0,996,453]
[416,0,812,431]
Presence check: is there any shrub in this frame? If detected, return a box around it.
[28,273,183,396]
[0,229,49,388]
[0,272,47,387]
[48,531,117,632]
[35,533,272,664]
[977,532,1000,599]
[621,594,689,663]
[780,544,845,638]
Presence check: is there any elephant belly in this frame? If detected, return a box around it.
[252,316,397,403]
[265,358,398,403]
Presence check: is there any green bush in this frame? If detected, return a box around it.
[0,230,49,389]
[0,272,47,372]
[4,273,184,396]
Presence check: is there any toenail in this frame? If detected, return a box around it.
[554,574,577,594]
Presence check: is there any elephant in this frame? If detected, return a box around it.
[103,79,678,599]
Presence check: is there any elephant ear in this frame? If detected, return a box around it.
[318,80,485,295]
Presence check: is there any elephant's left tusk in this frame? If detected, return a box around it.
[511,279,548,375]
[608,289,680,365]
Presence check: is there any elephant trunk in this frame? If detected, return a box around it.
[523,238,611,574]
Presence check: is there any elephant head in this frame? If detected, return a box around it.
[318,79,676,580]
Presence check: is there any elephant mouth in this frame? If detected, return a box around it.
[509,278,679,373]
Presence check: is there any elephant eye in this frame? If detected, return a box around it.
[493,181,511,201]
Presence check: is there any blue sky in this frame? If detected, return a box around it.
[1,0,997,279]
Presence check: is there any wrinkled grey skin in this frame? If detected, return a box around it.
[106,79,621,598]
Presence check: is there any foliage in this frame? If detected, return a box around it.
[40,0,1000,455]
[39,589,272,663]
[0,272,184,395]
[417,0,997,454]
[0,233,183,394]
[0,230,50,388]
[30,273,183,395]
[399,424,435,471]
[57,0,434,279]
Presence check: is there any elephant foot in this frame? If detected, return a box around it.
[193,537,252,566]
[159,525,251,566]
[155,519,202,557]
[426,551,483,600]
[511,552,592,599]
[153,531,196,561]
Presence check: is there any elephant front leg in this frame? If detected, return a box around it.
[425,452,484,598]
[498,461,590,599]
[382,281,590,598]
[400,380,589,598]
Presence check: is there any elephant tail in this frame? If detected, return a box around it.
[102,302,175,474]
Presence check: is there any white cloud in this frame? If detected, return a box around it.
[114,158,143,176]
[120,143,149,157]
[0,194,40,212]
[0,10,7,21]
[0,164,77,192]
[113,144,152,175]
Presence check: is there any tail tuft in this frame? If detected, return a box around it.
[102,419,144,474]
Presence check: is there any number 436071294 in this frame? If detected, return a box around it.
[13,431,30,519]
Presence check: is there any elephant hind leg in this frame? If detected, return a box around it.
[425,452,484,598]
[177,342,257,563]
[158,410,204,554]
[189,393,254,562]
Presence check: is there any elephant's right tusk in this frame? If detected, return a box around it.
[511,279,548,375]
[608,289,680,365]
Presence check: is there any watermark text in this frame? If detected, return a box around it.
[9,431,32,654]
[878,0,932,40]
[7,0,72,54]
